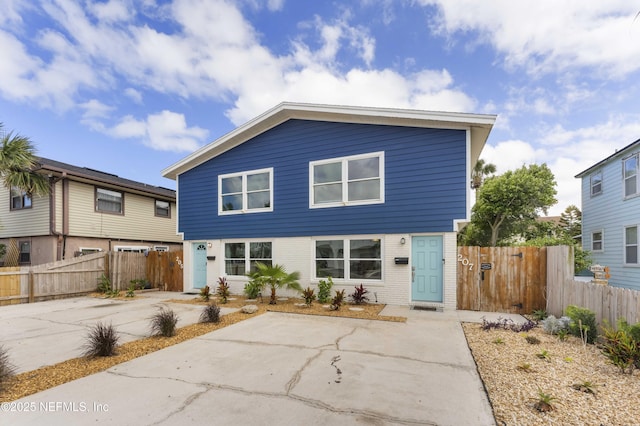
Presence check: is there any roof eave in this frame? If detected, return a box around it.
[162,102,496,180]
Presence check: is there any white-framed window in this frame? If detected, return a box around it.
[315,238,382,280]
[79,247,103,255]
[19,241,31,264]
[624,226,638,265]
[219,168,273,215]
[96,187,123,214]
[591,230,603,252]
[154,245,169,252]
[155,200,170,218]
[590,171,602,197]
[623,154,638,198]
[224,242,272,276]
[310,152,384,208]
[114,245,149,253]
[10,187,32,210]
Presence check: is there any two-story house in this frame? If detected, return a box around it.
[576,138,640,291]
[163,103,496,308]
[0,157,182,266]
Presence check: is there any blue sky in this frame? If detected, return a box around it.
[1,1,639,216]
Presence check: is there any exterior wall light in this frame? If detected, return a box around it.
[400,237,406,245]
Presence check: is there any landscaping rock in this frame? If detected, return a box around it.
[241,305,258,314]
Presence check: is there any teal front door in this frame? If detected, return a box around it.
[192,242,207,289]
[411,236,443,302]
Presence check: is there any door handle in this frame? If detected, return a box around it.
[412,266,415,282]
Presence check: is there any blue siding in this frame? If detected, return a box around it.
[178,119,467,240]
[581,148,640,291]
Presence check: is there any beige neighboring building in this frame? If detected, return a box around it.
[0,157,182,266]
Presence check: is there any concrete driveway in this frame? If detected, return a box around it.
[0,294,514,425]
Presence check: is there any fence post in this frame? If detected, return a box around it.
[28,270,34,303]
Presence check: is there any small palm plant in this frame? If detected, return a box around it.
[252,262,302,305]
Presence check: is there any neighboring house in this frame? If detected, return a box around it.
[163,102,496,308]
[0,157,182,266]
[576,138,640,291]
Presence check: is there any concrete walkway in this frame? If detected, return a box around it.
[0,294,526,425]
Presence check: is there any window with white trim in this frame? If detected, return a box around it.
[19,241,31,264]
[310,152,384,208]
[219,168,273,214]
[10,187,32,210]
[114,245,148,253]
[315,239,382,280]
[591,231,603,252]
[96,187,123,214]
[224,242,272,276]
[623,154,638,198]
[590,171,602,197]
[625,226,638,265]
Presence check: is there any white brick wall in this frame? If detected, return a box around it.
[183,232,457,308]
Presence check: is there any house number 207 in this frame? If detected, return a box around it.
[457,254,474,270]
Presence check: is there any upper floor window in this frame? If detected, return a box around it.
[625,226,638,265]
[224,242,272,276]
[96,188,123,214]
[155,200,170,218]
[10,187,32,210]
[219,168,273,215]
[315,238,382,280]
[590,171,602,197]
[623,154,638,198]
[591,231,603,252]
[310,152,384,208]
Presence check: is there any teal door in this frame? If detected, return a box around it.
[192,242,207,289]
[411,236,443,302]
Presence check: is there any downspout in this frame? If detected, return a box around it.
[49,172,68,261]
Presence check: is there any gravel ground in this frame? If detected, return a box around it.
[0,295,402,403]
[462,323,640,426]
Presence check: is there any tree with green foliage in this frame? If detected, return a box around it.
[463,164,558,246]
[0,123,49,196]
[559,205,582,239]
[471,159,497,190]
[250,262,302,304]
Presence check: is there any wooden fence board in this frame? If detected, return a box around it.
[146,250,184,292]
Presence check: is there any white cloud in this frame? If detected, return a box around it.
[421,0,640,78]
[87,0,133,23]
[110,111,208,152]
[124,88,142,104]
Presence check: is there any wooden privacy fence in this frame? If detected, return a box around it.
[457,246,547,314]
[0,253,105,306]
[0,250,184,306]
[547,245,640,326]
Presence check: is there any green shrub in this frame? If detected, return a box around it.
[317,277,334,303]
[200,285,211,302]
[0,345,16,391]
[601,320,640,374]
[97,274,112,293]
[244,279,263,299]
[82,322,119,357]
[565,305,597,344]
[125,285,136,298]
[531,309,548,321]
[150,308,179,337]
[199,303,221,323]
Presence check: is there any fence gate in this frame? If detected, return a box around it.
[457,246,547,314]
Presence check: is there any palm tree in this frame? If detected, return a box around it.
[471,159,497,190]
[0,123,50,196]
[251,262,302,305]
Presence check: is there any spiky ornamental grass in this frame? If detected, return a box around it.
[0,345,16,390]
[199,303,221,323]
[82,322,120,358]
[150,308,179,337]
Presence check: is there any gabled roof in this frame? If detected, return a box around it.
[36,157,175,199]
[575,138,640,178]
[162,102,497,180]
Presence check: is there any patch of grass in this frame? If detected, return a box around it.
[199,303,221,324]
[82,322,120,358]
[150,308,179,337]
[536,349,551,361]
[492,337,505,344]
[533,389,556,412]
[516,362,533,372]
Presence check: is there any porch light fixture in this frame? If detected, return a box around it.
[207,242,212,248]
[400,237,406,245]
